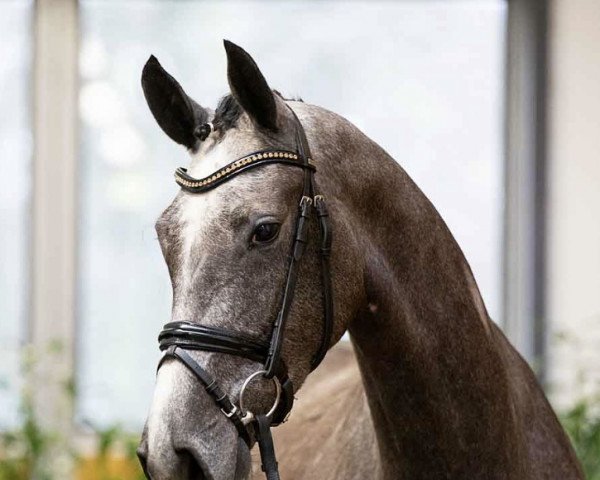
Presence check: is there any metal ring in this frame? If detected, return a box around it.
[238,370,281,421]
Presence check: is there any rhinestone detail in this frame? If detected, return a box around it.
[175,151,305,190]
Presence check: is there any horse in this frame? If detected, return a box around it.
[136,40,583,480]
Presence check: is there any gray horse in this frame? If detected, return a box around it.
[137,41,583,480]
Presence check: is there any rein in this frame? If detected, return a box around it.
[156,106,333,479]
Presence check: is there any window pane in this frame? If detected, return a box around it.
[78,0,506,428]
[0,1,33,428]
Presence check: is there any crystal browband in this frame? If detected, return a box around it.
[175,149,316,193]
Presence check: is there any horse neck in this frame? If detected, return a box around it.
[315,114,529,478]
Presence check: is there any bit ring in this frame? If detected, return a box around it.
[238,370,281,423]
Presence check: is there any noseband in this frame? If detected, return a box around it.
[156,106,333,479]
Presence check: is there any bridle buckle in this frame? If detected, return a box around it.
[300,195,313,207]
[221,404,239,419]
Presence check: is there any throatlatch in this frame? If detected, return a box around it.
[156,104,333,480]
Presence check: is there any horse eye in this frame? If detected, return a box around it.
[252,223,280,244]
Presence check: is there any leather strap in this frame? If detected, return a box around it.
[158,321,295,427]
[255,415,280,480]
[270,374,294,426]
[158,346,251,446]
[311,195,333,370]
[285,106,334,371]
[159,322,268,363]
[175,150,315,193]
[263,195,312,378]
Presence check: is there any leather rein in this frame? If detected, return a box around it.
[156,106,333,480]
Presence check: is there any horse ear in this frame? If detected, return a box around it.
[223,40,278,131]
[141,55,209,149]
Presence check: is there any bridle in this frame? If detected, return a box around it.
[155,106,333,480]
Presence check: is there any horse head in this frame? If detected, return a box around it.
[137,41,362,480]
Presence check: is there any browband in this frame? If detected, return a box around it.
[175,149,316,193]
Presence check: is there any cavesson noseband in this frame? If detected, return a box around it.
[156,106,333,480]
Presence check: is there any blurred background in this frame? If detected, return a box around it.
[0,0,598,478]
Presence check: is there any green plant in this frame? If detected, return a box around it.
[0,344,72,480]
[0,343,145,480]
[83,422,144,480]
[552,326,600,478]
[122,435,146,480]
[561,395,600,479]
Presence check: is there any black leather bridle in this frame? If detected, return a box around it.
[156,106,333,480]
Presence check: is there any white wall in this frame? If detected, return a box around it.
[548,0,600,407]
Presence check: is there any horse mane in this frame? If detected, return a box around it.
[213,94,243,131]
[213,91,304,131]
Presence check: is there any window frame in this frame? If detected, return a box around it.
[503,0,549,381]
[30,0,79,433]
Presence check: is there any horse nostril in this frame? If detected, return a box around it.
[177,448,207,480]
